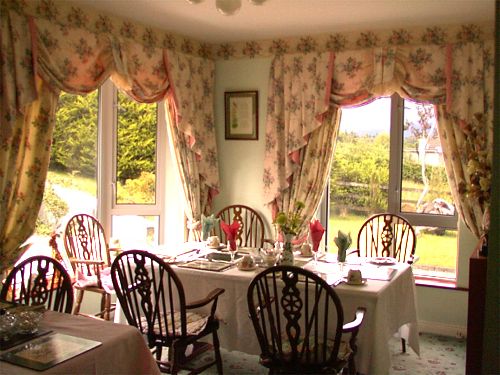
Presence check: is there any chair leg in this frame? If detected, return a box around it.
[401,337,406,353]
[171,343,181,375]
[155,345,163,361]
[212,330,223,375]
[73,289,84,315]
[103,293,112,321]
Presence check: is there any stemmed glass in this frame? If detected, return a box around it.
[312,246,322,269]
[228,242,238,263]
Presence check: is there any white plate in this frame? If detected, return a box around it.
[369,257,396,265]
[346,278,367,286]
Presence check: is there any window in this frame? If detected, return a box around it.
[104,84,166,249]
[324,94,457,279]
[30,80,184,260]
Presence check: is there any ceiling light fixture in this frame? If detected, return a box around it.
[186,0,267,16]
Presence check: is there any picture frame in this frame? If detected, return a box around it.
[224,91,258,140]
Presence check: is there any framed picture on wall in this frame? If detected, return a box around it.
[224,91,258,140]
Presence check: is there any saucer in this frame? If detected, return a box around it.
[346,278,367,286]
[369,257,396,265]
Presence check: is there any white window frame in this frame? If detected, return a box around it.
[97,80,167,245]
[390,94,458,230]
[320,93,458,278]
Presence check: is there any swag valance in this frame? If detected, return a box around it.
[0,8,219,271]
[264,35,494,239]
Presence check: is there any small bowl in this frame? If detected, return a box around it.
[15,310,43,335]
[0,312,17,341]
[262,254,277,267]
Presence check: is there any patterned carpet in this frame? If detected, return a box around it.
[171,333,466,375]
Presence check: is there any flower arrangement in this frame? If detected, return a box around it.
[274,201,306,236]
[458,113,491,208]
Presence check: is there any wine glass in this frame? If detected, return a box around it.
[312,245,321,268]
[227,242,238,263]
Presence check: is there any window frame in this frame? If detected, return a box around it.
[390,94,458,230]
[320,93,458,280]
[98,81,167,246]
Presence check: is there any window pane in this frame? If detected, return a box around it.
[32,91,98,259]
[327,96,457,280]
[111,215,159,249]
[412,227,457,278]
[328,98,391,251]
[40,91,98,232]
[116,91,157,205]
[401,100,455,216]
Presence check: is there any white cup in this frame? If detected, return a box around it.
[347,269,363,284]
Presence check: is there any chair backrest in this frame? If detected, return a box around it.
[110,250,187,347]
[0,255,74,313]
[357,213,416,262]
[247,265,345,373]
[215,205,265,248]
[64,214,110,276]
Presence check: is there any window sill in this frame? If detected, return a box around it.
[414,275,468,291]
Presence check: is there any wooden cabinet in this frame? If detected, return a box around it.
[466,241,487,375]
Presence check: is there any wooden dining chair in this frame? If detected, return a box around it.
[215,204,266,248]
[0,255,74,313]
[63,213,113,320]
[354,213,417,264]
[247,265,366,374]
[110,250,225,375]
[354,212,416,353]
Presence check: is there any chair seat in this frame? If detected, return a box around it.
[141,311,209,337]
[276,337,353,362]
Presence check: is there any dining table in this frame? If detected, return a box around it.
[165,247,420,375]
[0,310,161,375]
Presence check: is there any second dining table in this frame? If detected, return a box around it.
[0,310,160,375]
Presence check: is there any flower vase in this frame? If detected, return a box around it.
[281,234,295,266]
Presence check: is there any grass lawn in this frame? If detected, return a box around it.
[327,214,457,272]
[47,170,97,195]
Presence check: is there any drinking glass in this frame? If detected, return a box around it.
[228,242,238,263]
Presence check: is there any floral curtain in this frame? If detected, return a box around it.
[165,50,219,237]
[263,52,335,234]
[328,42,493,238]
[264,36,493,242]
[0,8,219,270]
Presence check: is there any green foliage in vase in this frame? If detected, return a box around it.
[274,201,305,236]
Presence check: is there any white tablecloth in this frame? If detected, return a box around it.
[173,257,420,375]
[0,310,160,375]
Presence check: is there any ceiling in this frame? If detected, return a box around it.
[65,0,495,44]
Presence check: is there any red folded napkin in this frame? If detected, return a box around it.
[220,220,240,250]
[309,219,325,252]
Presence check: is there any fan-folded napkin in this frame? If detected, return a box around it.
[309,219,325,252]
[201,214,219,241]
[220,220,240,250]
